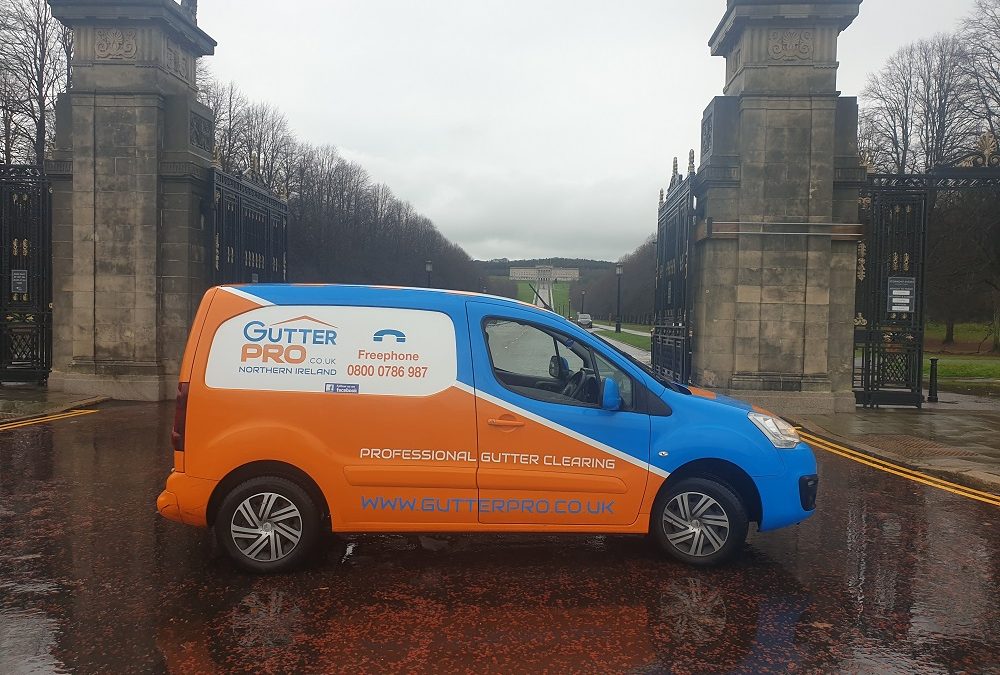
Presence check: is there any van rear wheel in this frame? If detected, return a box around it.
[652,477,748,566]
[215,476,319,573]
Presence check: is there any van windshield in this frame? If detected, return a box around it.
[590,332,690,394]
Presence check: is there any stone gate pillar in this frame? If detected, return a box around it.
[46,0,216,400]
[691,0,865,414]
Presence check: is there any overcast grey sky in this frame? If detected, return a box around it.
[198,0,975,261]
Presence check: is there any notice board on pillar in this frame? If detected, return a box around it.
[886,277,916,314]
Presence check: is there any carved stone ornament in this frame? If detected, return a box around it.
[165,40,191,82]
[768,30,813,61]
[95,29,138,60]
[189,112,214,153]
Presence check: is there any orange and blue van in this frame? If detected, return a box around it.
[157,285,818,572]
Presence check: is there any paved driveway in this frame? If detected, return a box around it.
[0,402,998,672]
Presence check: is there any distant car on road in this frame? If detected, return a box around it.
[576,313,593,329]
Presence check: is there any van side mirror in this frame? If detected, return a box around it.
[601,377,622,411]
[549,355,569,379]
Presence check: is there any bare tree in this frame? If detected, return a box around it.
[200,78,247,172]
[239,101,292,190]
[962,0,1000,136]
[0,0,67,163]
[858,107,893,172]
[862,45,919,174]
[0,67,26,164]
[913,34,978,170]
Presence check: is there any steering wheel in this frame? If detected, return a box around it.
[560,370,585,400]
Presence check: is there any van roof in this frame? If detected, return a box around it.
[220,283,553,316]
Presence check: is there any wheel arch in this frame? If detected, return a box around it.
[206,460,329,527]
[655,458,763,525]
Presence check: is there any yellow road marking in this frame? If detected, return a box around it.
[801,430,1000,508]
[802,431,1000,501]
[0,409,98,432]
[803,431,1000,500]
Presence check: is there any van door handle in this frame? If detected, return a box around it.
[488,418,525,428]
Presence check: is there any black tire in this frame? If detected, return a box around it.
[652,477,749,566]
[215,475,320,574]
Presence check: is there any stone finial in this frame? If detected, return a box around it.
[688,149,696,174]
[672,157,679,179]
[659,188,664,205]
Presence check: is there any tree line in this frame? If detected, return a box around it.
[1,0,481,292]
[567,237,656,324]
[861,0,1000,350]
[197,74,481,290]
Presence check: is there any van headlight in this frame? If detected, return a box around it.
[748,412,800,449]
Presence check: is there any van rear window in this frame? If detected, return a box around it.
[204,305,457,397]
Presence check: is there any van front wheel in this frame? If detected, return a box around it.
[215,476,319,573]
[652,477,748,566]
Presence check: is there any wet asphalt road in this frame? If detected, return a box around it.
[1,403,999,674]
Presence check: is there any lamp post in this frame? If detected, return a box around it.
[425,260,433,288]
[580,290,586,314]
[615,263,623,333]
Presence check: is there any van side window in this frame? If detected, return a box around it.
[483,319,598,407]
[592,352,635,410]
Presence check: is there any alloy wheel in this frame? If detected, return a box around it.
[662,491,731,557]
[230,492,304,562]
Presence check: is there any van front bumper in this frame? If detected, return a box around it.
[755,442,818,531]
[156,471,216,527]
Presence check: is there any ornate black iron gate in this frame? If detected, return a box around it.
[210,169,288,285]
[0,165,51,383]
[854,187,928,407]
[856,136,1000,407]
[652,155,696,383]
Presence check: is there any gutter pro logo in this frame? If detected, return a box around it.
[241,315,338,364]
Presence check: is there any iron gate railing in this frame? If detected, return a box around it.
[856,135,1000,407]
[210,169,288,285]
[652,154,696,384]
[854,190,927,407]
[0,165,51,383]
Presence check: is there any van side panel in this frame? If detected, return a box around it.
[183,294,480,530]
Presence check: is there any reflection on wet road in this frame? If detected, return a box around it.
[1,403,998,673]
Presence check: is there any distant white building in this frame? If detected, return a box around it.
[509,265,579,283]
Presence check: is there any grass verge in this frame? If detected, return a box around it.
[515,282,535,304]
[595,330,651,351]
[923,354,1000,378]
[924,353,1000,397]
[550,282,570,317]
